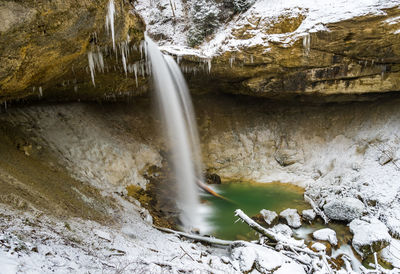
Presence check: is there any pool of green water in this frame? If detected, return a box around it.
[203,181,310,240]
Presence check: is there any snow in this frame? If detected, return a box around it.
[279,208,302,228]
[381,239,400,268]
[312,228,337,246]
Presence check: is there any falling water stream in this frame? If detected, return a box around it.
[145,36,204,231]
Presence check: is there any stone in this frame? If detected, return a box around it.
[279,208,301,228]
[349,217,391,258]
[205,173,221,184]
[311,242,327,252]
[323,197,364,222]
[271,224,293,237]
[302,209,316,221]
[312,228,337,246]
[260,209,278,226]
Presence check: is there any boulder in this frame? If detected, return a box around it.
[302,209,316,222]
[349,217,391,258]
[312,228,337,246]
[271,224,293,238]
[323,197,364,222]
[311,242,327,252]
[280,208,301,228]
[260,209,278,226]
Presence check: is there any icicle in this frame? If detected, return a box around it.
[207,58,212,73]
[250,55,254,63]
[74,85,78,92]
[39,86,43,98]
[177,55,182,65]
[88,51,96,86]
[97,47,104,73]
[303,33,311,55]
[4,101,7,112]
[229,56,235,68]
[105,0,116,50]
[121,47,127,76]
[133,63,138,87]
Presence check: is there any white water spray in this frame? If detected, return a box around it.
[146,36,204,230]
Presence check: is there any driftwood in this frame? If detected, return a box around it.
[234,209,304,248]
[153,225,233,246]
[304,194,330,224]
[196,180,234,203]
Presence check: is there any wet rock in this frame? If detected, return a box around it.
[302,209,316,222]
[279,208,301,228]
[349,217,391,258]
[271,224,293,238]
[205,173,221,184]
[260,209,278,226]
[312,228,337,246]
[323,197,364,222]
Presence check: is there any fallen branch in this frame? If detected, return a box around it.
[153,226,233,246]
[234,209,304,248]
[304,194,330,224]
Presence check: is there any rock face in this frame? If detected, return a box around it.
[349,217,391,258]
[138,0,400,100]
[279,208,301,228]
[0,0,145,102]
[323,197,365,222]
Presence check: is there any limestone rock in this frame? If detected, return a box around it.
[323,197,364,222]
[260,209,278,226]
[280,208,301,228]
[349,217,391,258]
[302,209,316,222]
[312,228,337,246]
[0,0,145,102]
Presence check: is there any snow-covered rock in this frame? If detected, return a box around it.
[271,224,293,238]
[260,209,278,225]
[231,243,305,273]
[311,242,327,252]
[323,197,364,222]
[349,217,391,257]
[280,208,301,228]
[302,209,316,221]
[312,228,337,246]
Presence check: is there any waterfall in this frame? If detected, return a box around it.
[145,36,204,230]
